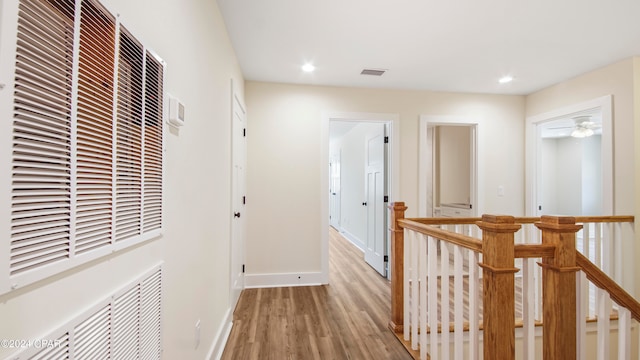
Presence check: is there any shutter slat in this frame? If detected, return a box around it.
[10,247,69,274]
[11,224,70,244]
[114,286,141,358]
[29,332,69,360]
[75,305,111,359]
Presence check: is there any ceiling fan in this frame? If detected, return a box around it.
[548,115,601,138]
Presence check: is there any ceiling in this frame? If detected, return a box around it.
[216,0,640,96]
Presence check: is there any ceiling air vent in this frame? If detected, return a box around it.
[361,68,386,76]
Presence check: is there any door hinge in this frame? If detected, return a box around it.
[383,195,388,203]
[243,128,246,137]
[384,136,389,143]
[384,255,389,262]
[242,264,245,273]
[243,196,246,205]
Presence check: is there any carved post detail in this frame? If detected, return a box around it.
[388,202,408,332]
[477,215,521,360]
[535,216,581,360]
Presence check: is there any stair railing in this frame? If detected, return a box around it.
[388,202,638,360]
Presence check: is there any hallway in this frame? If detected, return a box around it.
[220,227,413,359]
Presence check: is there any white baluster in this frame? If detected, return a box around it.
[522,258,535,360]
[404,229,412,342]
[603,223,612,277]
[618,307,631,360]
[411,230,419,350]
[441,242,450,359]
[614,223,622,285]
[454,245,464,360]
[576,271,587,360]
[420,233,429,360]
[468,250,479,360]
[596,288,611,360]
[428,236,438,360]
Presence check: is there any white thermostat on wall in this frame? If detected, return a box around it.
[168,95,185,127]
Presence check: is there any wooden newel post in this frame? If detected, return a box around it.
[535,216,581,360]
[388,201,408,333]
[477,215,521,360]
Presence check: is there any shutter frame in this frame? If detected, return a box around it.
[3,0,165,296]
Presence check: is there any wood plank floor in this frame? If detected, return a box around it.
[220,227,413,360]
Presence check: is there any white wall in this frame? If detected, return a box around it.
[526,58,638,296]
[245,82,525,281]
[541,135,604,216]
[555,138,583,215]
[541,138,558,214]
[526,58,635,215]
[582,135,603,215]
[0,1,244,359]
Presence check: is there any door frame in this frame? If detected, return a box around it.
[230,79,246,309]
[419,116,481,217]
[525,95,613,216]
[321,111,400,282]
[329,150,341,229]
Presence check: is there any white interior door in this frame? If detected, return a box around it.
[364,124,386,276]
[329,152,341,229]
[230,86,246,308]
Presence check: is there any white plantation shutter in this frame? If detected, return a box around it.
[143,53,163,233]
[115,27,143,242]
[10,266,162,360]
[10,0,75,276]
[75,0,115,255]
[3,0,165,295]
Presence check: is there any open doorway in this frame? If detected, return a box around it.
[419,116,480,218]
[526,95,613,216]
[321,112,399,281]
[330,121,387,275]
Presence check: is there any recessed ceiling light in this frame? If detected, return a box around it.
[302,63,315,72]
[498,75,514,84]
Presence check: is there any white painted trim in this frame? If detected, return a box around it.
[229,78,246,314]
[207,307,233,360]
[244,272,325,288]
[0,0,19,296]
[339,229,365,252]
[418,116,482,217]
[321,111,400,283]
[525,95,613,216]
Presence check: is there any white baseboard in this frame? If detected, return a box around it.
[339,229,365,252]
[244,271,326,288]
[207,307,233,360]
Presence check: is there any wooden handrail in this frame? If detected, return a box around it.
[407,215,634,225]
[398,219,483,252]
[407,217,480,225]
[576,252,640,322]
